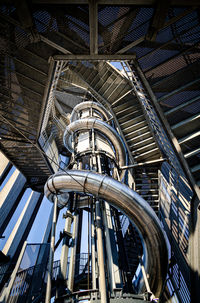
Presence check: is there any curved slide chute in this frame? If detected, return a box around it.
[44,169,168,297]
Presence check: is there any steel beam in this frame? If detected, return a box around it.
[53,54,136,60]
[157,78,200,103]
[96,200,107,303]
[60,210,73,281]
[13,57,47,76]
[91,203,97,294]
[45,195,58,303]
[146,1,169,41]
[117,36,145,54]
[40,35,72,54]
[165,95,200,117]
[179,131,200,145]
[189,195,200,302]
[184,147,200,159]
[191,164,200,173]
[67,211,79,292]
[89,0,98,55]
[32,0,200,6]
[171,113,200,130]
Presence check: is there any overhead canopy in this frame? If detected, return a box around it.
[0,1,199,191]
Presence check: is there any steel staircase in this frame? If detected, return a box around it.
[59,61,164,212]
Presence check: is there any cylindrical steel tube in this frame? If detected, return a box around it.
[44,170,168,297]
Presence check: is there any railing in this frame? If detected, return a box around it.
[121,61,185,177]
[4,253,92,303]
[120,61,193,302]
[74,253,91,277]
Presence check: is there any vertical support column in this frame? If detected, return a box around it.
[91,202,97,294]
[96,200,107,303]
[2,191,42,259]
[89,0,98,55]
[189,195,200,302]
[0,170,26,237]
[45,195,58,303]
[60,210,73,281]
[67,211,79,292]
[75,209,83,277]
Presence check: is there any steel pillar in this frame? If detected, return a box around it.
[189,195,200,302]
[45,195,58,303]
[96,200,107,303]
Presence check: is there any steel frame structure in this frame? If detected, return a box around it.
[0,1,200,302]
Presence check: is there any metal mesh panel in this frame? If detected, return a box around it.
[161,90,200,110]
[33,5,90,53]
[169,264,190,303]
[0,12,52,188]
[98,6,154,53]
[167,99,200,125]
[124,8,154,41]
[159,162,192,302]
[14,26,30,49]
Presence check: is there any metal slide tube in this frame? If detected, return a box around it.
[63,118,126,168]
[44,170,168,297]
[70,101,111,122]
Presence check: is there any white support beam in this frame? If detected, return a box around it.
[2,191,42,258]
[0,170,26,237]
[171,113,200,130]
[184,147,200,159]
[179,130,200,145]
[165,96,200,117]
[0,152,10,177]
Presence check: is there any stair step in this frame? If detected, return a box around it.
[129,136,154,149]
[113,99,140,113]
[91,67,110,87]
[133,148,160,161]
[97,73,117,94]
[120,114,145,129]
[124,125,149,139]
[122,120,147,134]
[118,109,143,124]
[135,178,158,182]
[141,194,158,198]
[131,142,157,155]
[136,189,158,193]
